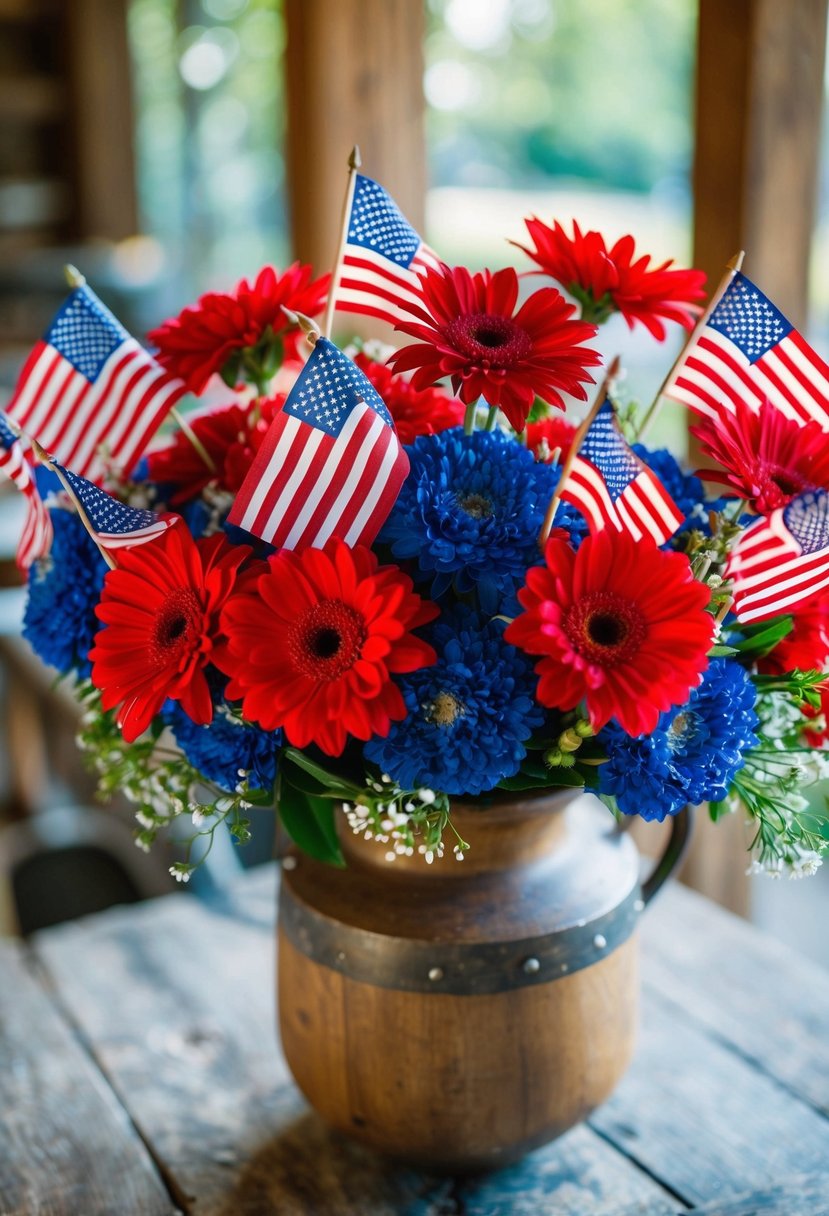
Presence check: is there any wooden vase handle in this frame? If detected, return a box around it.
[640,805,694,909]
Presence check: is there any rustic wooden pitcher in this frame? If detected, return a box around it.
[277,790,690,1171]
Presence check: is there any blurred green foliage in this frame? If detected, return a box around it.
[425,0,696,194]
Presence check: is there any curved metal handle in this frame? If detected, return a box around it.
[640,805,694,908]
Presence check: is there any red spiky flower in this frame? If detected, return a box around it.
[147,396,285,503]
[692,399,829,515]
[148,263,330,395]
[89,526,250,743]
[353,352,464,444]
[217,539,438,756]
[387,264,601,434]
[514,218,706,339]
[504,528,714,735]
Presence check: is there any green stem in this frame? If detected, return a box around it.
[484,404,499,431]
[463,399,477,435]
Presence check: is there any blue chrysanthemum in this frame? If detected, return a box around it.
[598,659,759,821]
[165,699,280,793]
[364,605,545,796]
[23,508,110,677]
[379,427,557,613]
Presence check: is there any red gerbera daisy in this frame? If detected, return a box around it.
[147,396,285,503]
[514,218,706,339]
[387,264,601,434]
[526,414,577,463]
[353,352,464,444]
[89,526,250,743]
[504,528,714,735]
[148,263,330,395]
[692,399,829,515]
[217,539,438,756]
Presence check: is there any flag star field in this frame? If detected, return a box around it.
[48,289,130,381]
[709,276,790,361]
[285,338,394,435]
[347,175,421,267]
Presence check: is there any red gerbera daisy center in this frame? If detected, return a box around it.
[445,312,532,367]
[563,590,647,667]
[151,588,205,660]
[288,599,367,680]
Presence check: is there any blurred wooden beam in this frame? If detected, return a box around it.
[693,0,827,329]
[65,0,138,240]
[690,0,827,916]
[284,0,426,279]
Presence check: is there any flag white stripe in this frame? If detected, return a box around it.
[6,349,59,425]
[738,563,829,616]
[281,408,370,549]
[69,348,152,473]
[312,412,386,548]
[622,484,662,543]
[613,495,644,541]
[340,257,424,305]
[22,360,79,440]
[104,360,170,454]
[240,415,304,531]
[343,438,400,546]
[762,345,829,426]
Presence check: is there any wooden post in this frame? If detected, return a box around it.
[693,0,828,329]
[64,0,139,240]
[284,0,426,280]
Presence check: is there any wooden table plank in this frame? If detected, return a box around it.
[0,939,176,1216]
[590,982,829,1207]
[640,882,829,1115]
[689,1175,829,1215]
[31,873,677,1216]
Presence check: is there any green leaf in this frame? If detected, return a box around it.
[709,644,738,657]
[278,778,345,866]
[282,748,359,796]
[734,617,793,655]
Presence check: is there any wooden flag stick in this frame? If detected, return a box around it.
[32,441,116,569]
[64,263,86,290]
[321,145,361,339]
[635,250,745,443]
[538,356,621,549]
[168,407,217,473]
[282,306,320,348]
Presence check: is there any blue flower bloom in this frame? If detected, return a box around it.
[364,605,545,796]
[379,427,557,613]
[23,508,109,677]
[598,659,759,821]
[165,698,280,793]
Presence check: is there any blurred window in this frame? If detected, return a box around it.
[129,0,288,294]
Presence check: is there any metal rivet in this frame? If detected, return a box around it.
[593,933,607,950]
[560,963,569,973]
[336,951,346,963]
[281,856,298,871]
[522,957,541,974]
[633,898,645,913]
[428,967,444,982]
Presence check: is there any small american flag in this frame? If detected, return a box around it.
[559,398,684,545]
[50,459,177,552]
[6,283,186,483]
[0,413,52,572]
[664,271,829,428]
[726,490,829,623]
[229,337,409,550]
[335,174,440,326]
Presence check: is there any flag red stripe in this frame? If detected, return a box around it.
[284,410,379,548]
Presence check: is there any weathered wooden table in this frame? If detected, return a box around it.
[2,864,829,1216]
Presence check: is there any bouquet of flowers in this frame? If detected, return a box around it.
[6,166,829,883]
